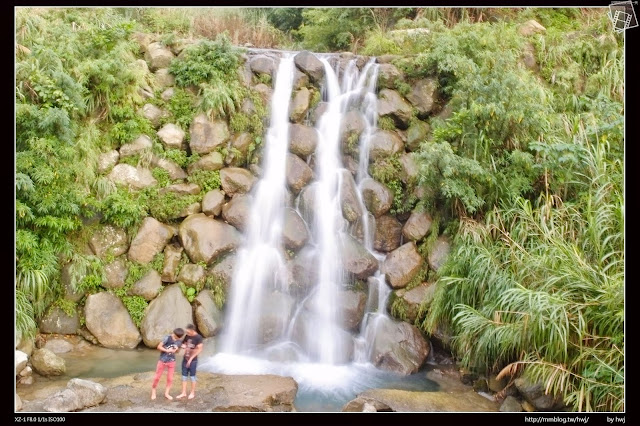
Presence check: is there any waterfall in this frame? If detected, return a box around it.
[220,54,295,354]
[208,53,425,407]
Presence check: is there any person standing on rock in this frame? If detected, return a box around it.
[176,323,203,400]
[151,327,185,400]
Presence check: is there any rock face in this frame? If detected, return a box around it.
[140,284,193,348]
[31,348,66,376]
[179,214,242,265]
[194,290,222,337]
[128,217,175,264]
[369,318,429,375]
[84,292,142,350]
[42,379,107,412]
[382,242,424,289]
[39,307,80,335]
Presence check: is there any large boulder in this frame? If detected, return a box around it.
[119,134,153,158]
[43,338,74,354]
[187,151,225,174]
[221,193,252,232]
[377,63,403,90]
[343,387,498,412]
[249,55,276,78]
[144,42,175,70]
[361,178,394,218]
[286,153,313,193]
[39,306,80,335]
[406,78,438,118]
[341,233,379,279]
[500,395,524,412]
[89,225,128,259]
[220,167,257,196]
[189,114,230,155]
[293,67,309,90]
[42,378,107,412]
[102,258,127,289]
[377,89,413,129]
[368,130,404,162]
[294,50,325,84]
[402,210,432,241]
[289,87,310,123]
[374,215,403,253]
[339,169,363,222]
[194,290,223,337]
[381,242,424,289]
[157,123,185,150]
[391,282,436,323]
[282,208,309,251]
[108,164,157,190]
[296,184,318,225]
[289,123,318,159]
[31,348,66,376]
[84,292,142,349]
[179,213,242,265]
[177,263,206,288]
[427,236,451,271]
[202,189,226,217]
[128,269,163,301]
[128,217,175,264]
[369,318,429,375]
[140,284,193,348]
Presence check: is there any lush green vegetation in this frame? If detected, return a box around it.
[15,7,623,412]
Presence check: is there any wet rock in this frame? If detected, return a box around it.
[374,215,403,253]
[140,284,193,348]
[179,214,242,265]
[289,87,310,123]
[361,178,394,218]
[339,169,363,222]
[500,395,524,412]
[195,290,222,337]
[289,123,318,159]
[377,89,413,129]
[402,210,432,241]
[294,50,325,84]
[286,153,313,193]
[221,193,252,232]
[283,208,309,251]
[381,242,424,289]
[369,318,429,375]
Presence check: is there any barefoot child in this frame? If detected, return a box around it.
[176,324,203,400]
[151,328,184,400]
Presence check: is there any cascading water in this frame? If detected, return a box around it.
[220,54,295,354]
[204,52,436,411]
